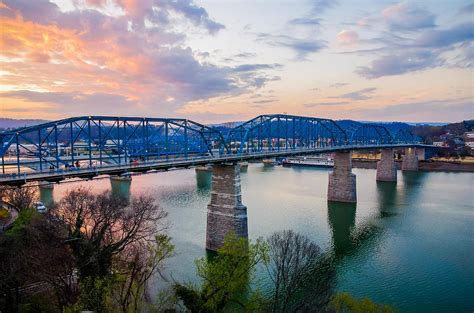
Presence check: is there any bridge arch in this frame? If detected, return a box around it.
[341,121,393,145]
[0,116,228,174]
[392,129,419,144]
[225,114,347,153]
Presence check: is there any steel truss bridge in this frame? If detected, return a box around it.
[0,114,426,186]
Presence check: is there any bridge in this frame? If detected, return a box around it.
[0,114,431,251]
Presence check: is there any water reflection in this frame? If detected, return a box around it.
[327,201,384,259]
[401,171,428,204]
[110,176,131,200]
[196,170,212,191]
[376,182,398,218]
[327,202,356,257]
[39,183,54,207]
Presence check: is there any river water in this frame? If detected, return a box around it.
[44,164,474,312]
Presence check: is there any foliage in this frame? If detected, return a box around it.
[264,230,336,313]
[174,232,268,312]
[331,293,397,313]
[0,207,10,219]
[0,207,76,312]
[0,186,173,313]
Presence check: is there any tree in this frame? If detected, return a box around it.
[51,187,169,311]
[459,146,471,158]
[113,234,174,313]
[330,293,397,313]
[0,208,77,312]
[174,233,268,312]
[1,186,38,211]
[264,230,336,313]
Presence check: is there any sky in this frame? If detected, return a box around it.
[0,0,473,123]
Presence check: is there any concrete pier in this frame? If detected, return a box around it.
[328,152,357,203]
[376,149,397,182]
[402,147,418,171]
[206,163,248,251]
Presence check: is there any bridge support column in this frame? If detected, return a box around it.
[402,148,418,171]
[328,152,357,203]
[206,163,248,251]
[376,149,397,182]
[416,147,426,161]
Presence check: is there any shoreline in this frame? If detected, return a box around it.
[352,159,474,172]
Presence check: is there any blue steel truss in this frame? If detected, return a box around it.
[392,129,419,144]
[340,121,392,145]
[0,116,227,174]
[0,114,422,177]
[225,114,347,154]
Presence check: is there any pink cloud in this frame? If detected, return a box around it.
[337,29,359,46]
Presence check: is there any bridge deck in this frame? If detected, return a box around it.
[0,144,429,186]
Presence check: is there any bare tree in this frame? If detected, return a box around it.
[52,187,168,279]
[265,230,335,313]
[47,186,171,311]
[1,185,38,211]
[113,234,174,312]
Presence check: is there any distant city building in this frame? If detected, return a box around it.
[464,131,474,140]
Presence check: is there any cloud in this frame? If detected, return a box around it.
[310,0,337,14]
[232,63,282,72]
[355,97,473,122]
[337,30,359,46]
[353,22,474,78]
[234,52,257,59]
[288,17,321,27]
[356,50,441,78]
[0,0,280,116]
[253,99,276,104]
[382,2,436,32]
[334,87,377,100]
[155,0,225,34]
[330,83,348,88]
[0,90,133,115]
[303,101,349,107]
[457,3,474,15]
[257,33,326,60]
[415,22,474,48]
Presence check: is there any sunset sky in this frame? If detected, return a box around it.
[0,0,473,123]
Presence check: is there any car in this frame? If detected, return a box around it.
[33,201,47,213]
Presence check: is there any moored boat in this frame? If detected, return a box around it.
[282,156,334,168]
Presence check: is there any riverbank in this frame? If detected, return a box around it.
[352,159,474,172]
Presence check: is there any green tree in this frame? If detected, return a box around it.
[331,293,397,313]
[174,233,268,312]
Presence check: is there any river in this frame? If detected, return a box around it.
[42,164,474,312]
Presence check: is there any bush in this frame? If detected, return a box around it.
[0,208,10,219]
[331,292,397,313]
